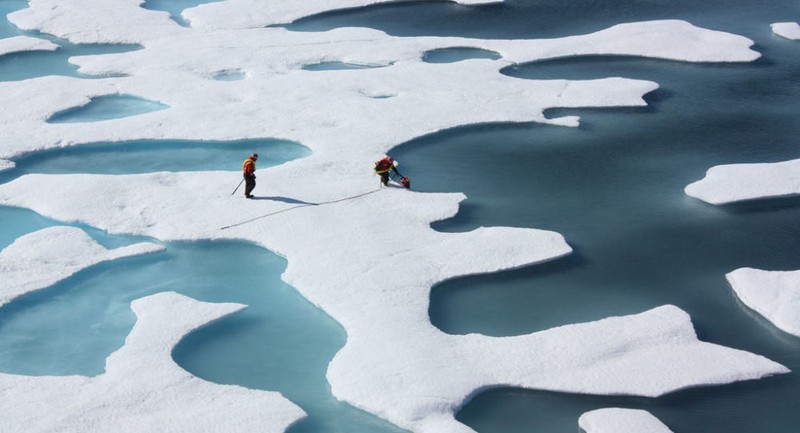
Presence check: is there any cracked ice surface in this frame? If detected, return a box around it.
[0,1,790,432]
[685,158,800,205]
[0,291,306,433]
[0,226,163,307]
[579,408,673,433]
[727,268,800,338]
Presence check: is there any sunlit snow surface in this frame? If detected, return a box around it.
[726,268,800,338]
[0,1,793,433]
[578,408,673,433]
[772,22,800,39]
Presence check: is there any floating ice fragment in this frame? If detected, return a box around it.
[685,158,800,204]
[772,22,800,40]
[579,408,674,433]
[727,268,800,338]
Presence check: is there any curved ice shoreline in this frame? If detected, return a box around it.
[684,32,800,344]
[0,35,58,56]
[727,268,800,338]
[579,408,673,433]
[0,1,789,432]
[685,158,800,205]
[0,226,163,307]
[0,291,306,433]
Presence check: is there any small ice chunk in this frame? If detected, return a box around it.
[727,268,800,337]
[772,22,800,40]
[579,408,673,433]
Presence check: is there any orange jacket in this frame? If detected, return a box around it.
[243,157,256,175]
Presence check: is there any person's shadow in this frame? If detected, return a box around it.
[253,196,318,205]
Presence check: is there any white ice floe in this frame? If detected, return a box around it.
[579,408,673,433]
[0,35,58,56]
[0,226,163,307]
[684,158,800,204]
[727,268,800,338]
[772,22,800,40]
[0,173,789,433]
[0,159,13,172]
[0,291,306,433]
[0,2,786,433]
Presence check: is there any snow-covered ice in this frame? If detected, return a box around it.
[0,159,14,173]
[579,408,673,433]
[0,226,163,307]
[0,291,306,432]
[684,158,800,204]
[727,268,800,338]
[0,35,58,56]
[0,1,790,433]
[772,22,800,40]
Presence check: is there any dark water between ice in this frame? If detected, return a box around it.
[1,1,799,433]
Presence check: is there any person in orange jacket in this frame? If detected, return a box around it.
[242,153,258,198]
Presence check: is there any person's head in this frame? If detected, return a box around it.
[251,153,258,160]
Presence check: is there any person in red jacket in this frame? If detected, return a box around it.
[374,156,410,188]
[242,153,258,198]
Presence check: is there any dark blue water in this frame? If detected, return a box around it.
[366,1,800,432]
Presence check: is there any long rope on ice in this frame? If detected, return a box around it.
[220,187,382,230]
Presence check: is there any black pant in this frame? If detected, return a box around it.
[244,173,256,196]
